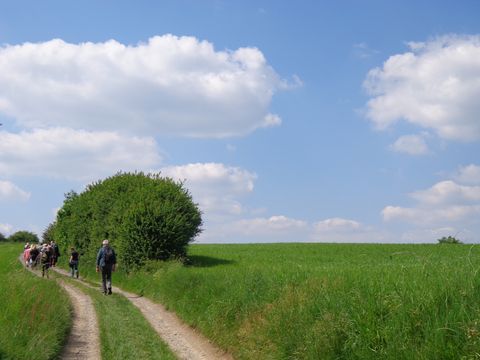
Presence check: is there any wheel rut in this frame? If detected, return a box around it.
[52,266,234,360]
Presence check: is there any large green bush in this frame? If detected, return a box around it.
[8,230,39,243]
[0,232,6,242]
[54,172,202,270]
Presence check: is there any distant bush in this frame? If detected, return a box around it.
[437,236,463,244]
[54,172,202,270]
[8,230,39,243]
[0,232,6,242]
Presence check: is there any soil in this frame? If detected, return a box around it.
[58,281,101,360]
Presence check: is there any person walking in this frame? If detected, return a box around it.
[41,244,52,278]
[69,247,80,278]
[23,245,31,267]
[29,244,40,268]
[50,240,60,267]
[96,239,116,295]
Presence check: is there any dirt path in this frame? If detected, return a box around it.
[52,266,234,360]
[20,257,101,360]
[58,281,101,360]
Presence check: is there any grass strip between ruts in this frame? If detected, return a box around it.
[54,272,176,360]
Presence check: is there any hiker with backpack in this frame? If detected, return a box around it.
[69,247,80,278]
[96,239,116,295]
[41,244,52,278]
[29,244,40,268]
[50,240,60,267]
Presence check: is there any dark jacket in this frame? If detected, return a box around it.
[96,246,116,268]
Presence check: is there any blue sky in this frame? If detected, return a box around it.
[0,1,479,243]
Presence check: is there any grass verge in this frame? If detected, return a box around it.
[0,243,71,360]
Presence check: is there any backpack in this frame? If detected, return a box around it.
[41,251,48,262]
[104,247,114,265]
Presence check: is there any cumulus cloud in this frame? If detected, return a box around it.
[382,166,480,228]
[0,180,30,202]
[0,128,161,180]
[455,164,480,185]
[0,223,13,235]
[314,217,363,232]
[198,215,308,243]
[382,204,480,224]
[198,215,393,243]
[364,35,480,141]
[232,216,308,234]
[390,134,430,155]
[312,217,390,243]
[410,180,480,205]
[160,163,257,217]
[0,35,287,138]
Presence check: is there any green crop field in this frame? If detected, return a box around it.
[73,242,480,359]
[0,243,71,360]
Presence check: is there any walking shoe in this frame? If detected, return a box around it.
[108,288,112,295]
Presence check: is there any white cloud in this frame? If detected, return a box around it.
[232,215,308,234]
[160,163,257,217]
[0,223,13,235]
[0,180,30,202]
[410,180,480,205]
[382,204,480,224]
[455,164,480,185]
[364,35,480,141]
[382,165,480,243]
[390,134,430,155]
[198,215,393,244]
[312,217,390,243]
[198,215,308,243]
[0,128,161,180]
[382,167,480,228]
[314,217,363,232]
[0,35,287,138]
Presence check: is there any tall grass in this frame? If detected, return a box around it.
[0,243,71,360]
[64,243,480,359]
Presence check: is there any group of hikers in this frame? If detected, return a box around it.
[23,240,62,278]
[23,239,117,295]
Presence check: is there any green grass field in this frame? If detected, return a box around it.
[71,242,480,359]
[0,243,71,360]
